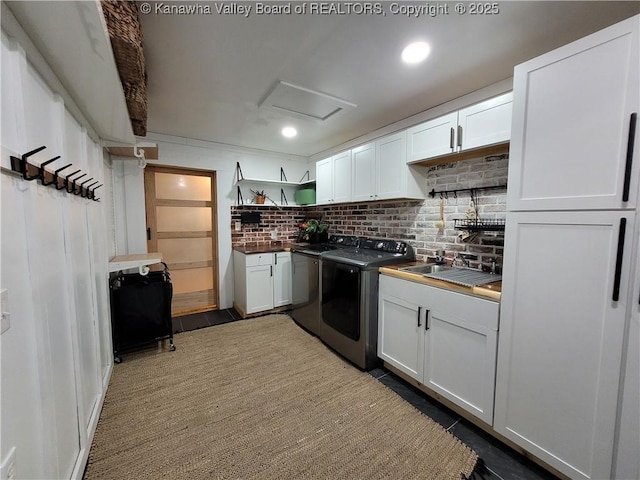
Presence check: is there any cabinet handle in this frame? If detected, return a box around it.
[147,227,151,240]
[449,127,455,149]
[457,125,463,148]
[425,309,430,331]
[622,113,637,202]
[270,265,273,277]
[612,218,627,302]
[417,306,422,327]
[275,255,278,265]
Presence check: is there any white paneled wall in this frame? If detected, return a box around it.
[0,29,112,480]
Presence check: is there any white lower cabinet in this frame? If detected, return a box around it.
[273,252,292,307]
[233,251,292,315]
[378,275,499,424]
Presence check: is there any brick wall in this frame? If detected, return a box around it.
[231,154,508,271]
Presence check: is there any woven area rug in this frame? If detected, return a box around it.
[85,314,478,479]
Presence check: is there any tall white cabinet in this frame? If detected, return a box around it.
[495,15,639,480]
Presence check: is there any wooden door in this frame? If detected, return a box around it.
[144,166,218,316]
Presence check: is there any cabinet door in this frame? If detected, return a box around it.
[378,276,424,380]
[273,252,292,307]
[246,265,274,314]
[315,157,333,204]
[613,238,639,479]
[376,131,407,200]
[457,92,512,152]
[495,210,635,479]
[351,142,376,202]
[332,150,352,203]
[407,112,457,162]
[423,309,497,425]
[508,17,639,211]
[378,293,424,380]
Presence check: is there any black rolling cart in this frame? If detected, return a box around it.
[109,262,175,363]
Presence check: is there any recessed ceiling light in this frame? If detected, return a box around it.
[401,42,431,64]
[282,126,298,138]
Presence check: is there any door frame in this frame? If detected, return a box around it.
[143,165,219,315]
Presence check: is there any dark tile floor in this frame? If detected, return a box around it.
[172,308,242,333]
[368,367,561,480]
[176,312,560,480]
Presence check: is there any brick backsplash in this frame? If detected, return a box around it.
[231,155,507,271]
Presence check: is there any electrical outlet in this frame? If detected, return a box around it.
[1,447,16,480]
[0,289,9,335]
[234,221,241,232]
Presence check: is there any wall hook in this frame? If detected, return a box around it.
[77,177,94,196]
[39,156,61,185]
[10,145,46,180]
[66,172,86,194]
[83,181,99,197]
[58,169,80,190]
[52,164,73,189]
[7,147,98,202]
[90,184,103,201]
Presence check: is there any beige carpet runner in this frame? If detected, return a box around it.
[85,314,478,479]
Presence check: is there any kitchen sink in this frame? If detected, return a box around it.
[399,264,501,287]
[399,264,452,274]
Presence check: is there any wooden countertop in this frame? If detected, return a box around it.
[233,242,297,254]
[379,263,502,302]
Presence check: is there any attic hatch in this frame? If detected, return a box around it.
[259,81,356,122]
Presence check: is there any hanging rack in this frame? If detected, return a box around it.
[428,184,507,199]
[7,146,102,201]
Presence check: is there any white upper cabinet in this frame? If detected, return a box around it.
[352,132,422,201]
[315,157,333,204]
[321,131,426,205]
[457,93,513,151]
[377,131,413,200]
[407,112,458,161]
[316,151,352,205]
[351,142,376,202]
[507,17,639,211]
[407,92,512,163]
[332,150,352,203]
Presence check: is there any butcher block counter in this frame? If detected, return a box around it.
[379,263,502,302]
[232,242,297,254]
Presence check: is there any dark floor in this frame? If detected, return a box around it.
[176,311,560,480]
[172,307,242,333]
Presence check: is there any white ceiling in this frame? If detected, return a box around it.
[141,1,639,157]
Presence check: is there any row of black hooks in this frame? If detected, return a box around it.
[428,184,507,200]
[10,146,102,201]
